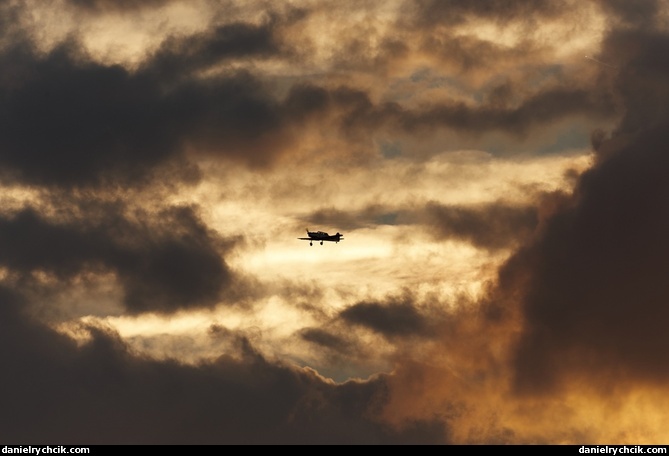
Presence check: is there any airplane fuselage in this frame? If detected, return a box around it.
[298,229,344,245]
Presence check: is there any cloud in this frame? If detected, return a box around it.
[600,28,669,136]
[2,0,669,445]
[301,199,540,252]
[0,36,293,188]
[0,292,448,444]
[283,81,617,148]
[353,4,669,443]
[391,86,617,137]
[423,201,539,251]
[407,0,570,27]
[593,0,663,28]
[0,1,615,192]
[65,0,179,14]
[340,296,433,339]
[508,121,669,392]
[299,327,352,352]
[0,42,184,187]
[498,22,669,393]
[0,203,233,315]
[144,19,286,80]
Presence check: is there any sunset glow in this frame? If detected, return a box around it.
[2,0,669,445]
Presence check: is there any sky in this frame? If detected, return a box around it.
[1,0,669,445]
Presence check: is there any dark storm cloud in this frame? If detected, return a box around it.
[150,70,289,166]
[593,0,662,28]
[0,43,181,187]
[284,84,378,131]
[0,0,21,43]
[299,327,352,352]
[22,18,607,181]
[297,327,374,376]
[510,121,669,392]
[600,29,669,136]
[285,81,616,143]
[146,20,283,80]
[340,299,431,339]
[0,37,290,187]
[0,204,231,314]
[302,204,402,232]
[424,201,539,251]
[0,294,448,444]
[498,27,669,392]
[0,1,623,190]
[407,0,569,26]
[283,83,332,122]
[65,0,177,13]
[399,86,617,136]
[296,324,395,385]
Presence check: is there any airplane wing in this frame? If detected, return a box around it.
[297,238,313,240]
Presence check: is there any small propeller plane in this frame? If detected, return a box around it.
[298,228,344,246]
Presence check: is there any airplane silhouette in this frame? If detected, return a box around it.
[298,228,344,246]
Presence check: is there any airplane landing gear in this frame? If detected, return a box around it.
[310,242,313,246]
[320,241,323,245]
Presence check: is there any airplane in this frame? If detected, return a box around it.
[298,228,344,246]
